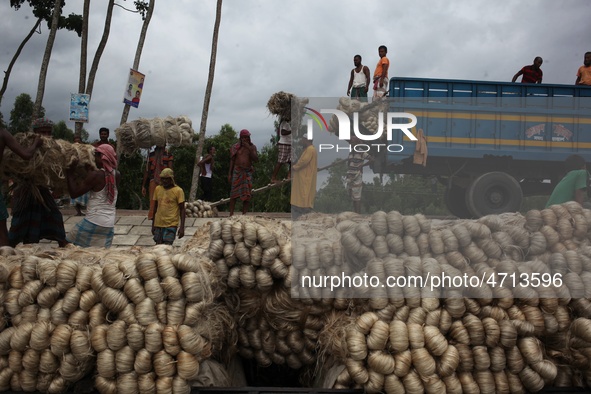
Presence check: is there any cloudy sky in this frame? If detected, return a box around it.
[1,0,590,151]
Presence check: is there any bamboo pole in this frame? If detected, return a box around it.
[209,159,346,208]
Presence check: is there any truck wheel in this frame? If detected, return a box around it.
[445,185,473,219]
[466,172,523,218]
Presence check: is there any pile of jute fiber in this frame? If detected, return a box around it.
[288,202,591,392]
[116,116,194,156]
[2,201,591,393]
[206,217,328,370]
[0,245,234,394]
[195,203,591,393]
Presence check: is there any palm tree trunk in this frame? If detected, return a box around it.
[189,0,223,201]
[0,17,42,109]
[33,0,63,119]
[119,0,155,128]
[86,0,115,96]
[75,0,90,139]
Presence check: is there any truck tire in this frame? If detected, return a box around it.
[466,172,523,218]
[445,184,473,219]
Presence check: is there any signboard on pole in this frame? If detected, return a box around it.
[123,69,145,108]
[69,93,90,122]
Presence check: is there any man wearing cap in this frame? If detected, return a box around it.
[151,168,185,245]
[66,144,120,248]
[229,129,259,216]
[8,118,69,247]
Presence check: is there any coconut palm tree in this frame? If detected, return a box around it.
[0,17,42,109]
[119,0,155,128]
[74,0,116,139]
[32,0,62,119]
[190,0,223,201]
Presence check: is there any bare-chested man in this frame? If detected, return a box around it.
[0,128,41,246]
[228,129,258,216]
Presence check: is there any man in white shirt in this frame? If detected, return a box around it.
[271,117,292,183]
[347,54,370,101]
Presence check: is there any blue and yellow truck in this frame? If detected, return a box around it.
[380,77,591,218]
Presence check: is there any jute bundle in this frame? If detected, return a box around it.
[0,257,101,394]
[316,308,564,393]
[229,285,328,371]
[1,133,97,194]
[0,243,237,394]
[91,301,235,394]
[266,91,298,120]
[328,97,389,135]
[185,200,219,218]
[115,115,194,156]
[210,217,292,290]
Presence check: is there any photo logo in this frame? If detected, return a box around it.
[304,108,418,153]
[304,107,329,132]
[304,108,418,142]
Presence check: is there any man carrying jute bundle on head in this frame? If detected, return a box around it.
[229,129,258,216]
[66,144,120,248]
[142,145,173,220]
[0,128,42,246]
[152,168,185,245]
[8,118,68,247]
[270,117,291,184]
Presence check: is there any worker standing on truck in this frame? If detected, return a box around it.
[373,45,390,99]
[575,52,591,85]
[347,55,370,101]
[546,154,588,208]
[512,57,543,84]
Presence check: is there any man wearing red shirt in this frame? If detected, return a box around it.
[512,57,543,84]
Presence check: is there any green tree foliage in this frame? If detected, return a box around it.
[315,164,449,215]
[49,120,88,142]
[52,120,74,141]
[170,144,197,201]
[8,93,45,134]
[198,124,239,205]
[314,160,351,213]
[250,133,290,213]
[10,0,83,36]
[116,151,146,210]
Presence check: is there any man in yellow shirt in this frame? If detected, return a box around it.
[576,52,591,85]
[152,168,185,245]
[290,133,317,219]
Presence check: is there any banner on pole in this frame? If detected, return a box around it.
[123,69,145,108]
[69,93,90,122]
